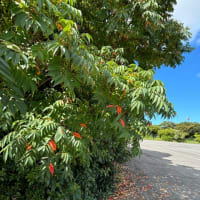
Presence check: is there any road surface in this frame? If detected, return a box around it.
[127,140,200,200]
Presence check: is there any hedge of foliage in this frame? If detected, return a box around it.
[158,128,188,142]
[0,0,192,199]
[149,122,200,142]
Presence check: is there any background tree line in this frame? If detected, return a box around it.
[149,121,200,142]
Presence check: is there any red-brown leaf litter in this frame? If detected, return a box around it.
[106,165,154,200]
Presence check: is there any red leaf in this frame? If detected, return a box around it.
[120,89,126,99]
[72,132,82,139]
[80,123,87,128]
[106,105,115,108]
[35,65,40,71]
[128,80,133,85]
[56,22,63,31]
[26,145,32,150]
[116,106,122,114]
[120,119,125,128]
[49,163,54,175]
[146,21,151,27]
[48,140,56,152]
[37,71,41,75]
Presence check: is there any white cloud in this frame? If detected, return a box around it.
[197,73,200,78]
[173,0,200,41]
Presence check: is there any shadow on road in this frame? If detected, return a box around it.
[126,149,200,200]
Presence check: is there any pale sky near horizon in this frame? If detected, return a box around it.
[152,0,200,125]
[174,0,200,41]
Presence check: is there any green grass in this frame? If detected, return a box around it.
[184,139,199,144]
[144,136,163,141]
[144,136,200,144]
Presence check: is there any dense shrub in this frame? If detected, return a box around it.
[158,128,174,141]
[158,128,188,142]
[173,131,189,142]
[146,122,200,142]
[175,122,200,138]
[194,134,200,143]
[149,125,161,137]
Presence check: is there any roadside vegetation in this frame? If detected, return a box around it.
[146,121,200,143]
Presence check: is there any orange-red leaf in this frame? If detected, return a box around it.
[146,21,151,27]
[48,139,57,152]
[148,184,152,189]
[26,145,32,150]
[106,105,115,108]
[116,106,122,114]
[35,65,40,71]
[80,123,87,128]
[120,119,125,128]
[128,80,133,85]
[72,132,82,139]
[112,52,117,57]
[49,163,54,175]
[120,89,126,99]
[56,22,63,31]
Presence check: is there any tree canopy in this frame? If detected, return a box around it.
[77,0,192,68]
[149,121,200,142]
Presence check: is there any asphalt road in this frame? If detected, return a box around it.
[127,140,200,200]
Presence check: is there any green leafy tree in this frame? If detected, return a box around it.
[158,128,188,142]
[160,121,176,129]
[0,0,192,199]
[175,122,200,137]
[149,125,161,137]
[77,0,192,69]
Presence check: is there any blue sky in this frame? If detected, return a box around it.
[152,0,200,125]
